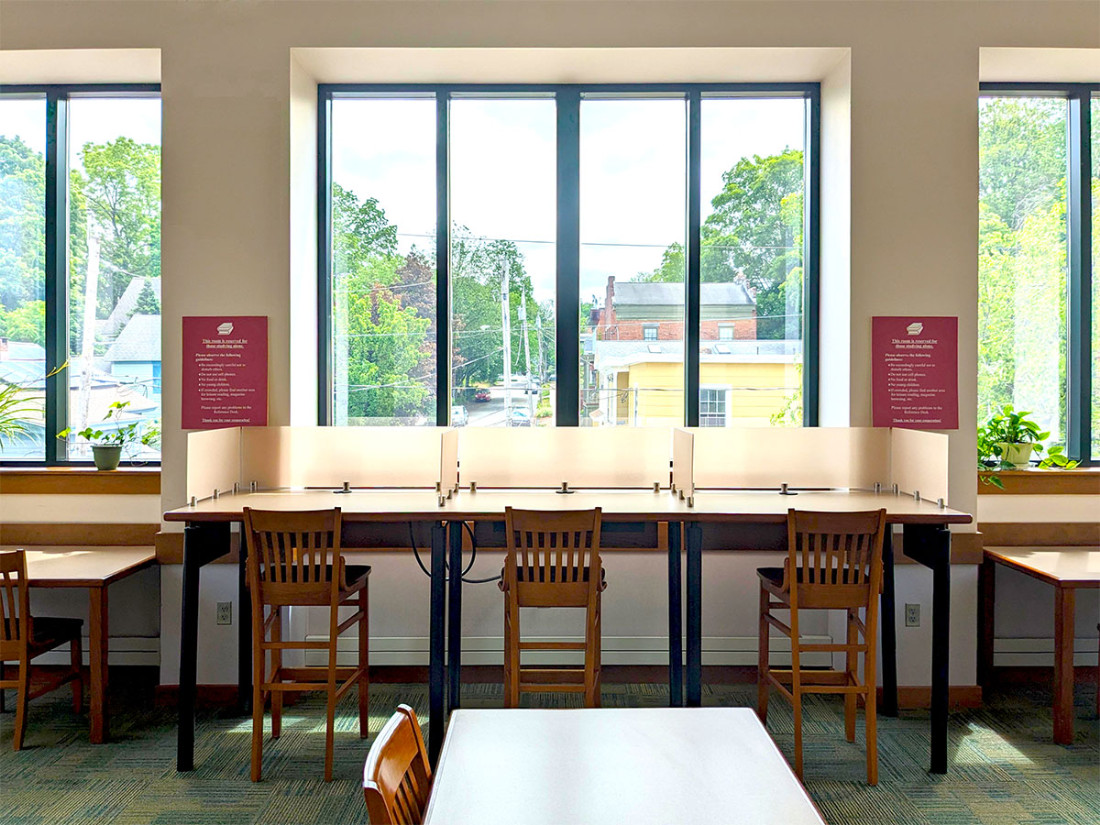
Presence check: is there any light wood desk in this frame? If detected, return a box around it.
[166,487,970,774]
[2,545,157,743]
[424,707,825,825]
[979,545,1100,744]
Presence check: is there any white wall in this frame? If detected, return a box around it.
[2,0,1098,687]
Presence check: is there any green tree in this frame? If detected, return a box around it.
[133,279,160,315]
[0,300,45,346]
[0,135,45,316]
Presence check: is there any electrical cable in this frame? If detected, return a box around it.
[407,520,500,584]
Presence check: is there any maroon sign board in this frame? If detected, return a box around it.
[872,316,958,430]
[182,316,268,430]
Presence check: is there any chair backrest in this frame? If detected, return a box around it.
[504,507,602,597]
[363,704,432,825]
[242,508,344,605]
[0,550,30,660]
[785,509,887,608]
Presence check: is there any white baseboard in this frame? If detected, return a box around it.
[993,637,1100,667]
[304,634,835,668]
[29,636,160,667]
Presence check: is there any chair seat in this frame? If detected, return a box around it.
[32,616,83,645]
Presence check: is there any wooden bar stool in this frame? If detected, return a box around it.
[0,550,84,751]
[363,704,432,825]
[757,508,887,784]
[499,507,605,708]
[243,507,370,781]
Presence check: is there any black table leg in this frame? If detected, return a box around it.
[880,527,899,717]
[178,521,231,772]
[447,521,464,712]
[686,522,703,707]
[668,521,683,707]
[904,523,952,774]
[428,522,447,767]
[237,528,251,714]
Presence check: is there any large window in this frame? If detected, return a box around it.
[979,85,1096,463]
[0,87,161,463]
[320,85,819,428]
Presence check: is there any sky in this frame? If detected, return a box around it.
[1,95,161,161]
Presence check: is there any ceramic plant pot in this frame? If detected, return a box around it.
[92,444,123,471]
[997,442,1036,469]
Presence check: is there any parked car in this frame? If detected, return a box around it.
[474,388,491,402]
[451,405,469,427]
[508,407,532,427]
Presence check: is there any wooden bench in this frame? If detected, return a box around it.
[979,546,1100,744]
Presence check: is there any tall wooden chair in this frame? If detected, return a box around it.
[757,508,887,784]
[363,704,432,825]
[499,507,605,708]
[243,507,370,782]
[0,550,83,751]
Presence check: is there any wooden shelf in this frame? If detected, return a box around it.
[978,468,1099,496]
[0,467,160,495]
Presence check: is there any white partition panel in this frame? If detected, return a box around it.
[239,427,445,489]
[441,428,459,493]
[890,428,949,504]
[691,427,892,490]
[186,427,242,501]
[672,428,695,498]
[460,427,671,489]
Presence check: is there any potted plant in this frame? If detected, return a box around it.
[0,380,39,448]
[59,401,160,470]
[978,404,1079,477]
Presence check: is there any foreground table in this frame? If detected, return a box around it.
[4,545,158,743]
[424,707,825,825]
[979,545,1100,744]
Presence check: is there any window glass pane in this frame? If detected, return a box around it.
[978,96,1068,452]
[330,97,437,426]
[64,96,161,461]
[0,96,46,460]
[1091,96,1099,460]
[582,97,685,427]
[700,97,806,426]
[451,98,556,428]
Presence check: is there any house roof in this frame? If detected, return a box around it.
[591,338,800,370]
[105,313,161,363]
[613,281,753,307]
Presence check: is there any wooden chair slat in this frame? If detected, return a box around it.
[363,704,432,825]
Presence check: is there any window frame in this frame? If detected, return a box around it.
[980,82,1095,464]
[317,82,821,428]
[0,83,162,466]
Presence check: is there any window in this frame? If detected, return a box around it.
[979,85,1096,463]
[319,85,819,428]
[0,87,161,463]
[699,386,728,427]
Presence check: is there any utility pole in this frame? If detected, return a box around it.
[519,289,534,419]
[501,266,512,424]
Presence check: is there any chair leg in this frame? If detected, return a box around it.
[585,594,602,709]
[757,585,770,723]
[359,585,370,738]
[0,661,6,713]
[271,609,282,740]
[864,609,879,786]
[790,614,803,780]
[13,660,30,752]
[324,642,338,782]
[504,597,520,709]
[845,608,857,743]
[70,636,84,714]
[251,622,265,782]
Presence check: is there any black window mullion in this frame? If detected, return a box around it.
[316,90,333,424]
[435,92,452,427]
[803,91,822,427]
[1066,87,1093,462]
[556,90,581,426]
[44,92,69,464]
[685,92,702,427]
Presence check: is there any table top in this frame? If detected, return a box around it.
[1,546,157,587]
[984,546,1100,587]
[422,708,825,825]
[165,487,970,525]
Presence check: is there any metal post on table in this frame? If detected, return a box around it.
[667,521,683,707]
[880,527,899,717]
[447,521,464,712]
[428,522,448,767]
[685,522,703,707]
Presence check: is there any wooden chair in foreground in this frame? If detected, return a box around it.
[0,549,84,751]
[499,507,605,708]
[363,704,432,825]
[243,507,370,782]
[757,508,887,784]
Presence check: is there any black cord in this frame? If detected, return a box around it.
[406,521,500,585]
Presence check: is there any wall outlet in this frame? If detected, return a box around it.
[216,602,233,626]
[904,603,920,627]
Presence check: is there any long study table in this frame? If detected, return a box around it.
[164,487,970,773]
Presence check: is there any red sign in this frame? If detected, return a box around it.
[182,316,268,429]
[872,316,958,430]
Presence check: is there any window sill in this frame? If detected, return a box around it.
[977,468,1099,496]
[0,466,160,495]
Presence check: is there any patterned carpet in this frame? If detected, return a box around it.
[0,676,1097,824]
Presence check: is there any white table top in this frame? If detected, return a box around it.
[423,708,825,825]
[1,546,157,587]
[165,487,970,525]
[984,546,1100,586]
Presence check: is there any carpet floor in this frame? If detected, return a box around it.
[1,678,1097,824]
